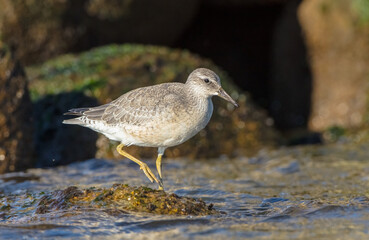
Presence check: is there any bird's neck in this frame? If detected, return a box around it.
[184,83,211,100]
[183,84,213,114]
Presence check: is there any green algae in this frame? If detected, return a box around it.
[27,44,237,101]
[323,123,369,144]
[0,184,217,222]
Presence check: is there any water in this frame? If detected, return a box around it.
[1,140,369,239]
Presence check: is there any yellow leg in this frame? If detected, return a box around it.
[156,154,164,190]
[116,144,159,185]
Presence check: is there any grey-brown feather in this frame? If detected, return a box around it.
[63,108,90,116]
[102,83,190,126]
[63,83,192,128]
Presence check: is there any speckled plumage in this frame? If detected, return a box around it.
[63,68,238,189]
[65,82,213,148]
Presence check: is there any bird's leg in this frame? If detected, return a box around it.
[156,147,166,191]
[156,153,164,190]
[116,143,159,185]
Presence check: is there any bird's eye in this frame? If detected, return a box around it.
[203,78,210,83]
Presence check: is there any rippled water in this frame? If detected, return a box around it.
[1,140,369,239]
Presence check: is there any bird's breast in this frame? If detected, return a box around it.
[161,98,213,147]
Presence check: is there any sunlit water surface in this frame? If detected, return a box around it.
[1,141,369,239]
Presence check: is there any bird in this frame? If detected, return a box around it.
[63,68,238,190]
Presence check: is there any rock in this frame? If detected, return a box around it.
[28,44,279,160]
[0,184,217,220]
[0,0,199,65]
[270,0,312,130]
[204,0,289,6]
[84,0,199,44]
[33,92,99,167]
[298,0,369,131]
[0,0,73,65]
[0,43,34,173]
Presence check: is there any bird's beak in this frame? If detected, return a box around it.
[217,88,239,108]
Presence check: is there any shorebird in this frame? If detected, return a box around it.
[63,68,238,190]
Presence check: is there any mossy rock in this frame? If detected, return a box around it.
[0,0,199,65]
[0,184,217,221]
[28,44,279,159]
[0,42,34,173]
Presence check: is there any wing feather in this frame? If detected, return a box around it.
[102,83,186,126]
[64,82,187,128]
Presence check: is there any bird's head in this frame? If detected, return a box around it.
[186,68,238,107]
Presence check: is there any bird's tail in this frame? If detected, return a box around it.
[62,118,84,125]
[64,108,89,116]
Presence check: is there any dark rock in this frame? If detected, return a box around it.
[0,0,73,65]
[204,0,289,6]
[33,92,99,167]
[84,0,199,45]
[270,0,312,130]
[0,0,199,65]
[36,186,83,214]
[0,43,34,173]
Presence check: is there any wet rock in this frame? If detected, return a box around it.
[36,186,83,214]
[33,92,98,167]
[276,161,300,174]
[298,0,369,131]
[27,44,279,159]
[1,184,217,220]
[0,173,40,183]
[0,0,199,65]
[0,43,34,173]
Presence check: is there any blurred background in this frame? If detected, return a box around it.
[1,0,369,173]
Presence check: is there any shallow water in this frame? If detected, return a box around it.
[1,140,369,239]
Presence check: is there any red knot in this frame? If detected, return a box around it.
[63,68,238,190]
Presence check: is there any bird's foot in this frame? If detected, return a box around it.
[158,178,164,191]
[139,163,159,184]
